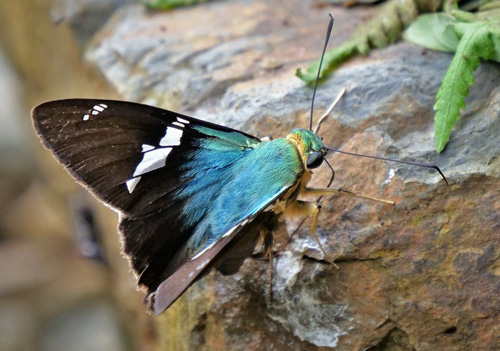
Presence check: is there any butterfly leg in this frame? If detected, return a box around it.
[303,187,395,205]
[260,231,274,302]
[267,245,273,302]
[274,217,307,257]
[285,200,338,268]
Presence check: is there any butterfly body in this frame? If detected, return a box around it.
[32,99,328,314]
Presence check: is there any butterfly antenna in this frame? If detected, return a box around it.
[316,158,336,203]
[326,147,449,185]
[309,14,334,131]
[324,159,335,188]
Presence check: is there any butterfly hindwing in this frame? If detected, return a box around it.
[152,209,279,314]
[32,99,304,313]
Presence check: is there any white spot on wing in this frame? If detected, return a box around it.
[83,104,108,121]
[126,177,141,193]
[142,144,155,152]
[159,127,183,147]
[196,259,210,271]
[133,147,172,177]
[177,117,189,124]
[172,121,184,127]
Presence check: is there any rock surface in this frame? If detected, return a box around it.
[1,0,499,350]
[85,2,499,350]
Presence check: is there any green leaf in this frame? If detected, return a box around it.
[486,21,500,62]
[321,0,381,3]
[434,21,494,152]
[296,41,364,83]
[296,0,419,84]
[403,13,460,52]
[139,0,208,10]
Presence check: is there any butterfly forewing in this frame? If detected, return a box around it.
[32,99,260,216]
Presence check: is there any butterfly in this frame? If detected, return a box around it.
[31,98,341,314]
[31,15,447,315]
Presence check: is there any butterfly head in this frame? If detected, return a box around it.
[287,128,327,170]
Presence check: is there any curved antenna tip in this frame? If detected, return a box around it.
[326,147,449,186]
[309,14,335,131]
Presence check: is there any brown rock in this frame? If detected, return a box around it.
[1,0,499,350]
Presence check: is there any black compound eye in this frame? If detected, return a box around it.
[307,151,324,169]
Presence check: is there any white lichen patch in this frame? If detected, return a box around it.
[269,242,351,348]
[384,168,395,184]
[268,291,350,347]
[273,251,303,289]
